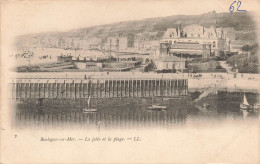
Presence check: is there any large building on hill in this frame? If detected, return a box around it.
[161,24,231,57]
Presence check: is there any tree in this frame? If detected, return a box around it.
[188,65,199,73]
[218,51,228,60]
[241,44,251,52]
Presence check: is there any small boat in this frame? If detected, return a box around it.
[240,94,253,112]
[147,105,167,111]
[83,95,97,113]
[83,108,97,113]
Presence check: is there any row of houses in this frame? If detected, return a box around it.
[23,36,102,50]
[103,32,161,51]
[24,33,159,51]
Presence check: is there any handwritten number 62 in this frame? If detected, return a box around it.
[229,1,247,12]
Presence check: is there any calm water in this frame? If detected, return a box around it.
[14,91,259,129]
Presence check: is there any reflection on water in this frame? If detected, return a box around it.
[14,99,188,129]
[14,91,259,129]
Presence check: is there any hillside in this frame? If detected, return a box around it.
[16,11,257,49]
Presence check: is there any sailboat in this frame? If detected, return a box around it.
[83,95,97,113]
[240,94,253,112]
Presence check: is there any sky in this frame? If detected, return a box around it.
[1,0,260,37]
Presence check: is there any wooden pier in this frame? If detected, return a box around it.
[10,77,188,100]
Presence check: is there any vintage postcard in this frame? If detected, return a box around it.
[1,0,260,163]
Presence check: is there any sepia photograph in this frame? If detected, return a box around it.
[1,0,260,163]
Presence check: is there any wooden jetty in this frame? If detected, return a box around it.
[9,77,188,100]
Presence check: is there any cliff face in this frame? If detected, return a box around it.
[16,11,257,49]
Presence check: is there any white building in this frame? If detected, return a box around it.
[154,56,186,71]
